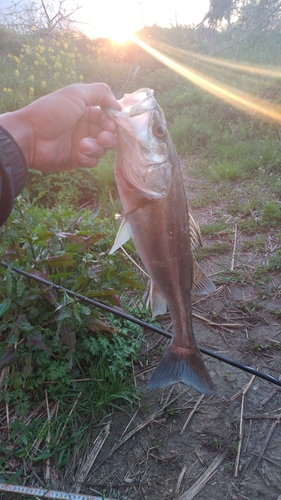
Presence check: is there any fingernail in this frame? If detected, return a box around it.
[81,151,95,157]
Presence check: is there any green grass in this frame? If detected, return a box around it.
[195,242,231,260]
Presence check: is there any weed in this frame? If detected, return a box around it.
[225,461,235,471]
[271,309,281,319]
[195,242,231,260]
[208,161,243,181]
[225,374,238,385]
[267,250,281,271]
[241,235,265,252]
[200,222,230,236]
[210,436,222,451]
[261,201,281,226]
[229,442,238,455]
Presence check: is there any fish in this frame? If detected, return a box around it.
[105,88,216,395]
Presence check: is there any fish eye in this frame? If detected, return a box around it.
[153,121,167,140]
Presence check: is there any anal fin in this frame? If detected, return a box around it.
[148,282,167,317]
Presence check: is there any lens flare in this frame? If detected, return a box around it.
[132,35,281,124]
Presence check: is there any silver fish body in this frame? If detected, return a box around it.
[107,88,216,395]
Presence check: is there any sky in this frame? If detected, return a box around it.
[0,0,210,39]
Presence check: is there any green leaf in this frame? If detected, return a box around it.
[0,298,12,316]
[0,345,15,369]
[81,305,91,316]
[82,233,106,251]
[16,280,25,298]
[42,253,76,269]
[6,268,12,293]
[22,351,32,381]
[33,450,53,461]
[27,331,52,355]
[8,314,27,344]
[57,308,73,321]
[20,322,34,332]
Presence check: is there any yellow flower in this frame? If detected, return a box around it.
[41,81,46,87]
[64,42,68,49]
[34,60,39,66]
[13,55,19,63]
[15,70,20,76]
[79,75,84,81]
[29,87,34,94]
[39,38,43,43]
[29,75,35,81]
[3,88,13,93]
[32,25,37,31]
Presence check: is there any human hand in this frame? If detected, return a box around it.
[0,83,121,172]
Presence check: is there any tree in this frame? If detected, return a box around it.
[0,0,82,34]
[199,0,238,27]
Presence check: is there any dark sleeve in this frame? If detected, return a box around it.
[0,125,27,227]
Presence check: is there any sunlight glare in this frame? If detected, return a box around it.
[109,24,136,44]
[132,35,281,125]
[90,1,140,44]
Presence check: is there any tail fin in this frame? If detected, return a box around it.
[147,343,216,395]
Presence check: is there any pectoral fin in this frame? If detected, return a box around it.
[109,218,132,254]
[192,259,216,295]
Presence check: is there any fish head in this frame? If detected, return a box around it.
[105,88,175,200]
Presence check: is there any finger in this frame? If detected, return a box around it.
[79,83,122,111]
[99,114,118,133]
[79,155,100,168]
[79,137,102,155]
[88,107,118,134]
[97,131,118,150]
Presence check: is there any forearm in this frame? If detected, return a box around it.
[0,108,32,166]
[0,116,28,226]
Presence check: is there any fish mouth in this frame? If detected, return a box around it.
[102,88,156,125]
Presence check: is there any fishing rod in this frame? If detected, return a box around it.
[1,261,281,388]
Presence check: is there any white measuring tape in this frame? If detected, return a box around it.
[0,482,116,500]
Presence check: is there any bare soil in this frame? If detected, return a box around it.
[80,162,281,500]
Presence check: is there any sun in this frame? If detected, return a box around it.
[108,25,137,44]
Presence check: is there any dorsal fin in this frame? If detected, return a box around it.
[189,207,203,250]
